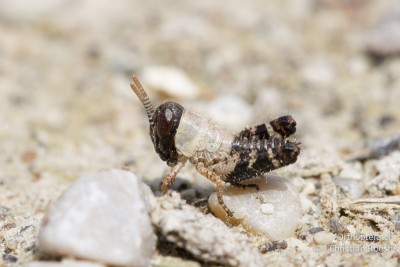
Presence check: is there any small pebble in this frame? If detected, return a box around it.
[2,254,18,263]
[298,225,310,240]
[141,66,199,99]
[365,8,400,57]
[329,217,347,235]
[208,175,302,240]
[309,227,324,234]
[347,225,357,235]
[333,178,363,200]
[313,231,336,245]
[0,207,9,219]
[260,203,274,215]
[286,237,309,251]
[38,170,155,267]
[258,240,287,253]
[302,182,316,195]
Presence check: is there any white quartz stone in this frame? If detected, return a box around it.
[38,170,156,267]
[208,175,302,240]
[313,231,336,245]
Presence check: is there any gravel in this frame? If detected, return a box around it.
[1,0,400,266]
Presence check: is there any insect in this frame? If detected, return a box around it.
[130,75,300,216]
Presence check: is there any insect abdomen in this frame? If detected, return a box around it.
[224,123,300,184]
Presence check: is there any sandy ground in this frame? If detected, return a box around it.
[1,0,400,266]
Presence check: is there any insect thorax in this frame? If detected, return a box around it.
[174,109,233,162]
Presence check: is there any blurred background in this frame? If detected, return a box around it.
[0,0,400,264]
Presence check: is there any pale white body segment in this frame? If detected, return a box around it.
[175,109,233,165]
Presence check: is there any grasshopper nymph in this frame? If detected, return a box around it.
[130,75,300,216]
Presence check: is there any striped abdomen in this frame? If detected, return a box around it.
[224,123,300,185]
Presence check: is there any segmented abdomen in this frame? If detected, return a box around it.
[223,123,300,184]
[224,138,279,184]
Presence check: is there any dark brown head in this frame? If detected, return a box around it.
[150,102,184,165]
[130,75,184,166]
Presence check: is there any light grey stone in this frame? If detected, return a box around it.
[38,170,155,267]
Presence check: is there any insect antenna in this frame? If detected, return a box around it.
[130,75,155,126]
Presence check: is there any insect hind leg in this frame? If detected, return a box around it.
[194,162,234,217]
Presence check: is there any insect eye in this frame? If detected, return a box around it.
[152,102,184,140]
[156,108,174,138]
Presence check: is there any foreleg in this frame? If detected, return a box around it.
[161,161,186,193]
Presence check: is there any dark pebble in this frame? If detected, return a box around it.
[309,227,324,234]
[329,217,347,234]
[258,240,287,253]
[3,254,18,263]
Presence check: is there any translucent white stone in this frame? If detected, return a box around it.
[313,231,336,245]
[208,175,302,240]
